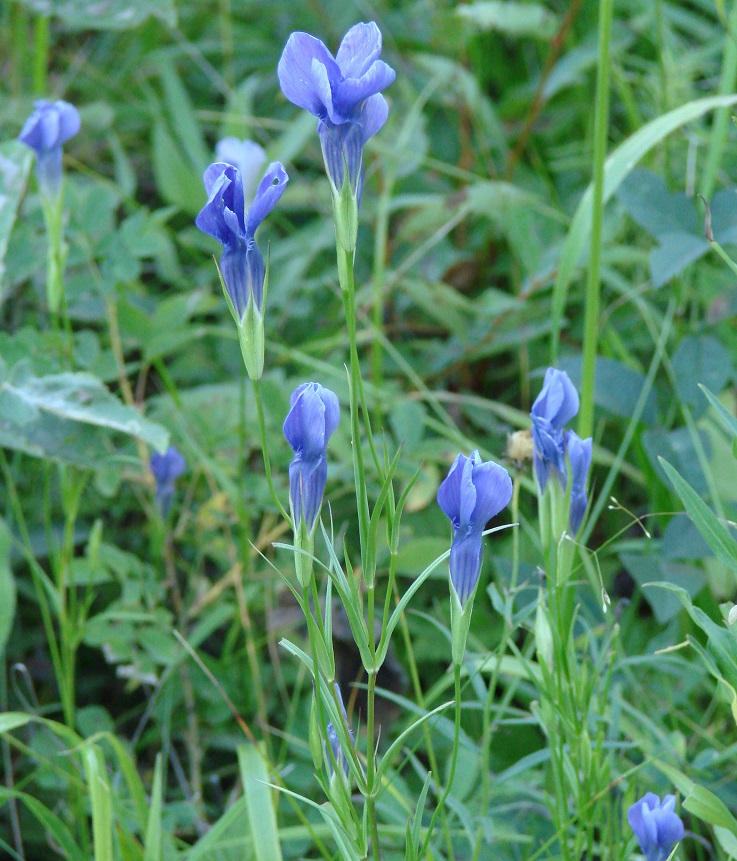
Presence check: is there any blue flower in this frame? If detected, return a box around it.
[566,430,592,534]
[277,22,395,195]
[326,683,354,778]
[18,99,80,199]
[149,446,185,515]
[283,382,340,533]
[628,793,684,861]
[215,138,267,200]
[195,160,288,319]
[437,451,513,606]
[530,368,579,492]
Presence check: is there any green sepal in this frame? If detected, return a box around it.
[293,517,316,588]
[331,173,359,253]
[450,583,476,666]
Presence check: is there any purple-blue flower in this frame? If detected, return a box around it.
[149,446,185,515]
[437,451,513,606]
[566,430,592,534]
[283,382,340,532]
[628,793,684,861]
[530,368,579,492]
[18,99,80,199]
[326,683,353,778]
[277,22,395,195]
[195,160,288,318]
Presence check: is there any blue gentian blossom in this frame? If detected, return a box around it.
[195,160,288,319]
[283,382,340,533]
[326,683,354,779]
[215,138,267,200]
[628,793,684,861]
[277,22,395,195]
[437,451,513,606]
[149,446,186,515]
[18,99,80,199]
[566,430,592,534]
[530,368,579,492]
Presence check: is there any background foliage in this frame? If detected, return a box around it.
[2,0,737,859]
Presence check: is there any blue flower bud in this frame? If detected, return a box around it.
[530,367,579,492]
[18,99,80,200]
[283,383,340,533]
[437,451,512,606]
[149,446,185,516]
[566,430,592,534]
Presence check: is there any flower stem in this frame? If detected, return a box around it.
[252,378,291,524]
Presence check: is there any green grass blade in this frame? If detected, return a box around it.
[83,745,113,861]
[237,744,284,861]
[143,752,164,861]
[658,457,737,577]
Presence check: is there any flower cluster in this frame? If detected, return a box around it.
[18,99,80,200]
[530,368,592,534]
[628,793,684,861]
[277,22,395,199]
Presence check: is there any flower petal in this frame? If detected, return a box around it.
[333,61,396,118]
[471,459,513,527]
[437,453,466,528]
[278,32,340,117]
[335,22,383,78]
[247,161,289,234]
[360,93,389,144]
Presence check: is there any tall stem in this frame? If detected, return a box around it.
[578,0,613,440]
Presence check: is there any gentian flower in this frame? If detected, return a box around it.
[628,793,684,861]
[566,430,592,534]
[277,22,395,198]
[149,446,185,516]
[530,368,579,492]
[437,451,513,606]
[195,160,288,319]
[215,138,267,200]
[18,99,80,199]
[326,683,354,779]
[283,382,340,534]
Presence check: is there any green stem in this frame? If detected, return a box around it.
[32,14,48,95]
[578,0,613,440]
[419,664,462,858]
[370,170,394,424]
[701,1,737,199]
[252,378,291,524]
[365,669,381,861]
[337,248,371,574]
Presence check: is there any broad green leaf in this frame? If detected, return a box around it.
[0,141,32,293]
[684,785,737,836]
[457,1,557,38]
[551,93,737,360]
[0,712,31,733]
[152,120,204,216]
[0,520,16,657]
[16,0,176,29]
[0,364,169,454]
[659,458,737,577]
[238,744,284,861]
[672,335,733,415]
